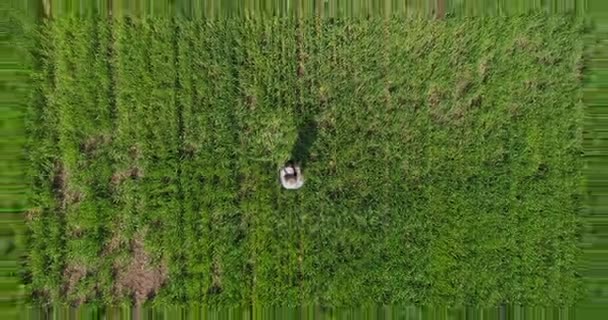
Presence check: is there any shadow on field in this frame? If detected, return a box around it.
[289,114,318,170]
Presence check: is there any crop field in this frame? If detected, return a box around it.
[24,14,586,307]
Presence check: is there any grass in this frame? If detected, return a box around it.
[23,14,586,307]
[1,1,32,317]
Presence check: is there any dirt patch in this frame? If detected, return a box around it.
[51,161,84,209]
[81,134,111,156]
[427,85,444,108]
[111,166,144,187]
[523,79,546,91]
[430,110,448,125]
[512,36,541,53]
[208,257,223,295]
[114,232,168,305]
[25,208,42,222]
[383,81,396,106]
[449,103,468,124]
[52,161,69,209]
[62,263,87,300]
[66,189,85,206]
[69,225,85,239]
[297,62,306,78]
[428,84,472,125]
[245,93,257,110]
[105,232,127,255]
[478,57,492,82]
[536,53,561,66]
[513,36,531,50]
[468,94,483,109]
[110,171,128,187]
[129,166,144,179]
[508,103,522,118]
[128,145,142,161]
[455,77,473,98]
[183,142,199,159]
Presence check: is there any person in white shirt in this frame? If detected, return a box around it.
[280,162,304,190]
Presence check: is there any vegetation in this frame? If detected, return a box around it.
[25,14,585,307]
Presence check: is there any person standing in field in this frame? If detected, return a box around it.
[280,162,304,190]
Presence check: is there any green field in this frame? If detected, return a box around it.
[24,14,585,307]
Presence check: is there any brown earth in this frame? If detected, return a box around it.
[114,232,168,305]
[62,263,87,304]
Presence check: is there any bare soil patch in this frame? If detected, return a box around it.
[25,208,42,222]
[455,78,473,98]
[114,232,168,305]
[51,161,86,209]
[110,166,144,187]
[478,57,492,82]
[208,257,223,295]
[427,85,443,109]
[52,160,69,209]
[245,93,257,110]
[62,263,87,303]
[104,231,127,255]
[128,144,142,161]
[81,134,111,156]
